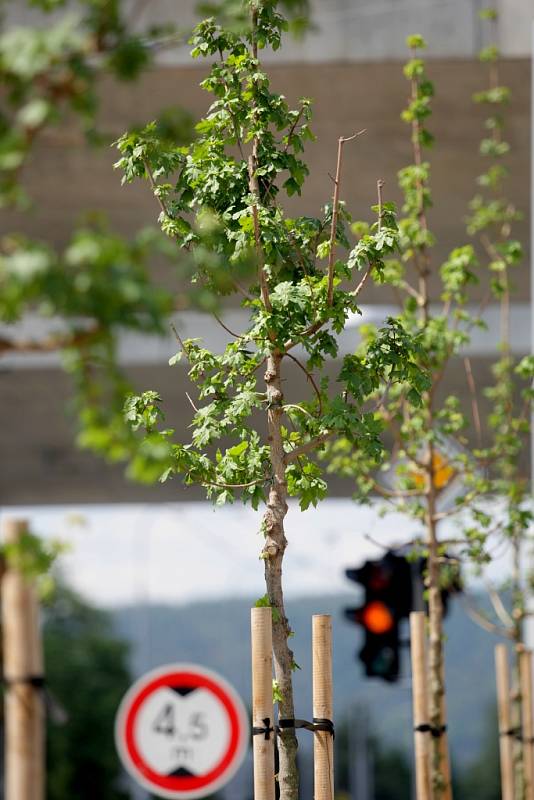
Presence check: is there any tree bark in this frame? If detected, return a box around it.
[261,351,299,800]
[426,457,451,800]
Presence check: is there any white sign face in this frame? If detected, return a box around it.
[115,664,249,799]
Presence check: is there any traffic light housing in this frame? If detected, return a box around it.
[344,552,413,682]
[344,549,461,682]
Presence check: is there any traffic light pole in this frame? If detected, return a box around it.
[348,705,373,800]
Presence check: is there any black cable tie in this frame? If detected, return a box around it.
[1,674,45,690]
[500,727,521,740]
[278,717,335,738]
[1,675,68,725]
[313,717,336,739]
[252,717,275,740]
[414,723,447,738]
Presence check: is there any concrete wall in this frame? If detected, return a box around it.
[0,10,531,504]
[3,59,530,295]
[4,0,534,59]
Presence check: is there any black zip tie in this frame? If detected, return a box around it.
[1,674,45,689]
[500,727,521,740]
[414,723,447,738]
[313,717,335,738]
[1,675,68,725]
[278,718,335,739]
[253,717,335,740]
[252,717,275,740]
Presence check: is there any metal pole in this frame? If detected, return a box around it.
[351,706,372,800]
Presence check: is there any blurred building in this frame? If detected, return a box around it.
[0,4,531,800]
[1,0,531,500]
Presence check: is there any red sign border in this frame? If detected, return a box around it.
[115,663,249,799]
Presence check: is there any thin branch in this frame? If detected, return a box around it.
[372,482,426,499]
[246,50,272,318]
[231,278,255,302]
[284,318,326,352]
[144,160,170,219]
[429,287,493,401]
[170,322,190,362]
[185,392,199,414]
[284,352,323,414]
[463,356,483,448]
[352,265,372,298]
[363,532,392,551]
[217,47,246,162]
[212,313,242,340]
[326,131,365,306]
[431,489,484,522]
[284,431,334,463]
[282,403,315,419]
[486,581,514,629]
[401,280,424,303]
[351,180,383,301]
[376,178,384,231]
[261,106,306,201]
[202,475,267,490]
[369,379,392,413]
[287,230,318,316]
[460,594,514,639]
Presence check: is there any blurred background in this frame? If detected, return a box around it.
[0,0,532,798]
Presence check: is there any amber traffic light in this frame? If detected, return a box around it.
[343,551,413,683]
[344,549,461,683]
[360,601,395,634]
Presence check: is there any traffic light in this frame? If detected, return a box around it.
[344,551,413,683]
[344,549,462,683]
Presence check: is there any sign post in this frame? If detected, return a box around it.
[115,664,248,799]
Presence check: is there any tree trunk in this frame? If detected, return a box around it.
[427,535,446,798]
[261,351,299,800]
[512,537,526,800]
[426,449,451,800]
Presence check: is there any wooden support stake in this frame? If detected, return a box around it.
[439,666,453,800]
[520,649,534,800]
[251,607,275,800]
[410,612,431,800]
[313,614,334,800]
[2,519,45,800]
[496,643,515,800]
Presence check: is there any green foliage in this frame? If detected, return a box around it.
[0,221,192,469]
[0,225,174,326]
[2,529,66,598]
[118,3,429,514]
[466,13,532,593]
[197,0,311,38]
[323,37,503,568]
[44,583,131,800]
[479,7,498,21]
[0,0,242,472]
[0,0,162,208]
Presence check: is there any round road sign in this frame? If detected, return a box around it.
[115,663,249,799]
